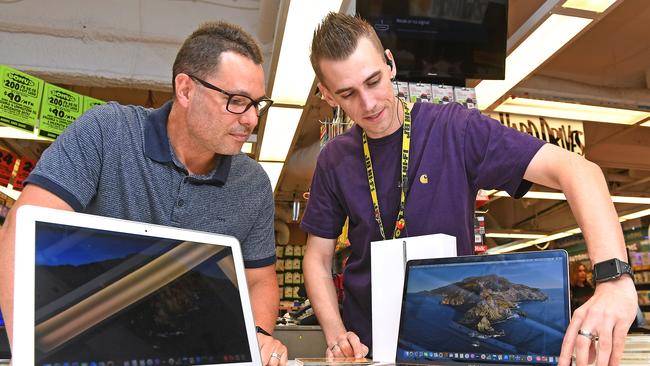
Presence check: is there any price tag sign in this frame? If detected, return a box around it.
[0,65,44,132]
[39,83,84,140]
[13,157,37,191]
[0,148,17,187]
[83,95,106,112]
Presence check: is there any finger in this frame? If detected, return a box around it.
[559,309,584,366]
[280,346,289,366]
[346,332,366,358]
[608,321,630,366]
[267,351,281,366]
[361,345,370,358]
[330,343,346,358]
[325,347,334,360]
[595,320,614,366]
[337,337,355,357]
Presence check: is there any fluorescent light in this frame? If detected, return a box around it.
[619,208,650,222]
[562,0,617,13]
[0,126,49,141]
[241,142,253,154]
[486,233,546,239]
[495,97,650,125]
[476,14,592,110]
[259,162,284,192]
[270,0,342,105]
[0,185,21,201]
[258,107,302,162]
[488,207,650,254]
[494,190,650,205]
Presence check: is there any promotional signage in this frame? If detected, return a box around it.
[13,157,37,191]
[0,148,17,187]
[39,83,84,139]
[0,65,44,132]
[487,112,585,155]
[83,95,106,112]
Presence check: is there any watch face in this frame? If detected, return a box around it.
[596,259,620,281]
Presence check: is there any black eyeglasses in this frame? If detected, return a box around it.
[188,74,274,117]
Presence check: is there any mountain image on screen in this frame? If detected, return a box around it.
[421,274,548,337]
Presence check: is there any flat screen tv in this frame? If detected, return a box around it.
[357,0,508,84]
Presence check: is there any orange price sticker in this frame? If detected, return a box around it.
[13,157,36,191]
[0,148,17,187]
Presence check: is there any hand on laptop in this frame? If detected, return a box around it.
[326,331,369,359]
[258,333,288,366]
[558,276,637,366]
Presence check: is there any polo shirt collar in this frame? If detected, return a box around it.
[144,101,233,185]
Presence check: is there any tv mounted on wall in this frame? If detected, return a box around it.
[356,0,508,85]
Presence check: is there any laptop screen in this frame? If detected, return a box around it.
[396,251,569,365]
[33,221,251,366]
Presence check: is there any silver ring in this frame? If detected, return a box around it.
[578,329,598,341]
[271,352,281,360]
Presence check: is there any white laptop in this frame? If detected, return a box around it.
[13,205,262,366]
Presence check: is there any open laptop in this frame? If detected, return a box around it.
[13,205,262,366]
[392,250,570,366]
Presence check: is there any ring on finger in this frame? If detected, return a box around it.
[271,352,282,360]
[578,329,598,342]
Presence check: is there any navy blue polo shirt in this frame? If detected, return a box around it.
[301,102,545,349]
[27,101,276,268]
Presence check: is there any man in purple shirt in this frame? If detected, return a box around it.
[301,13,637,366]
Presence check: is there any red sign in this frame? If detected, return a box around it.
[474,245,488,253]
[13,157,36,191]
[0,148,17,187]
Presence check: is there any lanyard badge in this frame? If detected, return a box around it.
[362,99,411,240]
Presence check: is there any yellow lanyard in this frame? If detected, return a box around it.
[362,100,411,240]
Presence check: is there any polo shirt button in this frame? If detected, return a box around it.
[177,199,185,207]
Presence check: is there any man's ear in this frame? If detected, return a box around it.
[384,49,397,80]
[174,73,193,108]
[317,82,338,108]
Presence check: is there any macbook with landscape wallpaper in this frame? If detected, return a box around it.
[12,205,261,366]
[390,250,570,366]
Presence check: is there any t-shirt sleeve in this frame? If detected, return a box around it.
[25,104,110,211]
[463,108,546,198]
[300,146,347,239]
[241,170,277,268]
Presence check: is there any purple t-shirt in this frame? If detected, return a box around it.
[300,102,545,349]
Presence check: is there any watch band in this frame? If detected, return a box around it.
[256,325,272,337]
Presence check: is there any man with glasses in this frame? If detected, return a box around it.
[0,21,288,366]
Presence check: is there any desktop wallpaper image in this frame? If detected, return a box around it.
[397,258,569,361]
[34,222,251,365]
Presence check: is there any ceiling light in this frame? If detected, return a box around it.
[619,208,650,222]
[259,162,284,192]
[486,233,546,239]
[270,0,343,105]
[476,14,592,110]
[493,191,650,205]
[488,207,650,254]
[495,97,650,125]
[0,126,49,141]
[258,107,302,162]
[562,0,617,13]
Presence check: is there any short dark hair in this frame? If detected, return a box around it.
[172,21,263,92]
[310,12,384,83]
